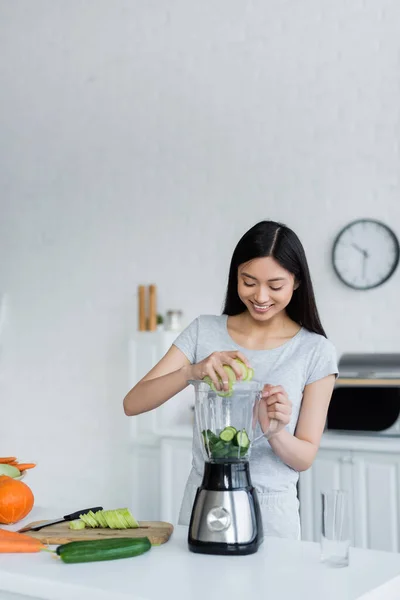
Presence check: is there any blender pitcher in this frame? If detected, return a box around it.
[188,380,264,555]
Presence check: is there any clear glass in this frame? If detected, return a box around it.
[321,490,350,568]
[189,380,263,463]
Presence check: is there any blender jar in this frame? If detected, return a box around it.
[190,381,263,463]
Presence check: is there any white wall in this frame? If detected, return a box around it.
[1,1,400,510]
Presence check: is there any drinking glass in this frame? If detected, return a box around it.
[320,489,350,567]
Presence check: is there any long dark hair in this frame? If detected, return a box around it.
[223,220,326,337]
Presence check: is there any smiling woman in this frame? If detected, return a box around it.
[123,220,338,541]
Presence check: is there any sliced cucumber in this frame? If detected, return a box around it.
[225,426,237,435]
[234,359,248,380]
[210,440,231,459]
[80,512,98,528]
[78,508,139,530]
[234,429,250,450]
[202,429,219,445]
[243,366,254,381]
[202,426,251,459]
[219,427,236,442]
[203,375,232,397]
[202,360,254,395]
[69,519,86,530]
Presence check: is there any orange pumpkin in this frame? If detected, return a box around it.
[0,476,34,524]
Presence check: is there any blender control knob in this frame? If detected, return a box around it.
[206,507,231,532]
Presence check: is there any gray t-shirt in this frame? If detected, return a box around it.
[173,314,338,495]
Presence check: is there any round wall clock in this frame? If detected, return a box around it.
[332,219,400,290]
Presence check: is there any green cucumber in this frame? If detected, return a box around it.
[203,360,254,395]
[234,429,250,450]
[202,426,251,459]
[203,376,232,397]
[225,426,237,435]
[56,537,151,564]
[69,519,85,530]
[244,367,254,382]
[80,512,98,528]
[78,508,139,529]
[203,365,235,397]
[210,440,231,459]
[234,359,248,380]
[219,427,236,442]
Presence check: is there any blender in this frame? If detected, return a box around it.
[188,380,264,555]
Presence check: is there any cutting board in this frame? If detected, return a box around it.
[23,521,174,546]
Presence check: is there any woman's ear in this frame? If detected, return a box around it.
[294,280,301,291]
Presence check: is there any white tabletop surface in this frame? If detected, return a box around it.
[1,507,400,600]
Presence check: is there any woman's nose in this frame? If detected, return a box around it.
[254,287,270,304]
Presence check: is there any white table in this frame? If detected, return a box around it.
[0,508,400,600]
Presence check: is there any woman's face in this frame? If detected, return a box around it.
[237,256,297,322]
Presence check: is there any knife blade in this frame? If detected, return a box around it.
[18,506,103,533]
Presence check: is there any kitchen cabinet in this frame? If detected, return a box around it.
[130,437,192,525]
[299,449,355,544]
[159,438,193,523]
[128,331,194,438]
[352,451,400,552]
[299,446,400,553]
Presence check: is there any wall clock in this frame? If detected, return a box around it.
[332,219,400,290]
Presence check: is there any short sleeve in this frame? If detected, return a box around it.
[172,317,199,363]
[306,337,339,386]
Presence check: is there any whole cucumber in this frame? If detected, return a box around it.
[56,537,151,563]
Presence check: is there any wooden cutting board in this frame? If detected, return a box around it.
[23,521,174,546]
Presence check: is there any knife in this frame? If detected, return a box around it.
[18,507,103,533]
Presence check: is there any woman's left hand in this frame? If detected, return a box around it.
[258,384,292,437]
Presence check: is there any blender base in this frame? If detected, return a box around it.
[188,462,264,556]
[188,537,262,556]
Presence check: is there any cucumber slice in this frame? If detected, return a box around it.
[95,510,108,528]
[69,519,86,530]
[202,429,219,447]
[80,512,98,528]
[234,429,250,450]
[78,508,139,529]
[219,427,235,442]
[211,440,231,459]
[225,426,237,435]
[89,511,102,526]
[119,508,139,528]
[203,376,231,396]
[203,364,235,397]
[244,367,254,382]
[234,359,248,380]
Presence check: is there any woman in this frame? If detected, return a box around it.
[123,220,338,539]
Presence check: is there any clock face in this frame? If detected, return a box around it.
[332,219,400,290]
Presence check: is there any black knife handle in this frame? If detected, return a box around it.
[63,507,103,521]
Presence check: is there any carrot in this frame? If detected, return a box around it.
[12,463,36,471]
[0,539,45,553]
[0,458,17,464]
[0,529,45,552]
[0,528,36,541]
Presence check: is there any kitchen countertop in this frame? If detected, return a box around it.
[1,508,400,600]
[146,426,400,454]
[320,431,400,452]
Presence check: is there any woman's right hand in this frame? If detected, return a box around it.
[187,351,251,392]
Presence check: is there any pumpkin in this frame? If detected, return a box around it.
[0,475,34,524]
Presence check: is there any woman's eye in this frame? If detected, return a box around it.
[243,282,255,287]
[270,286,283,291]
